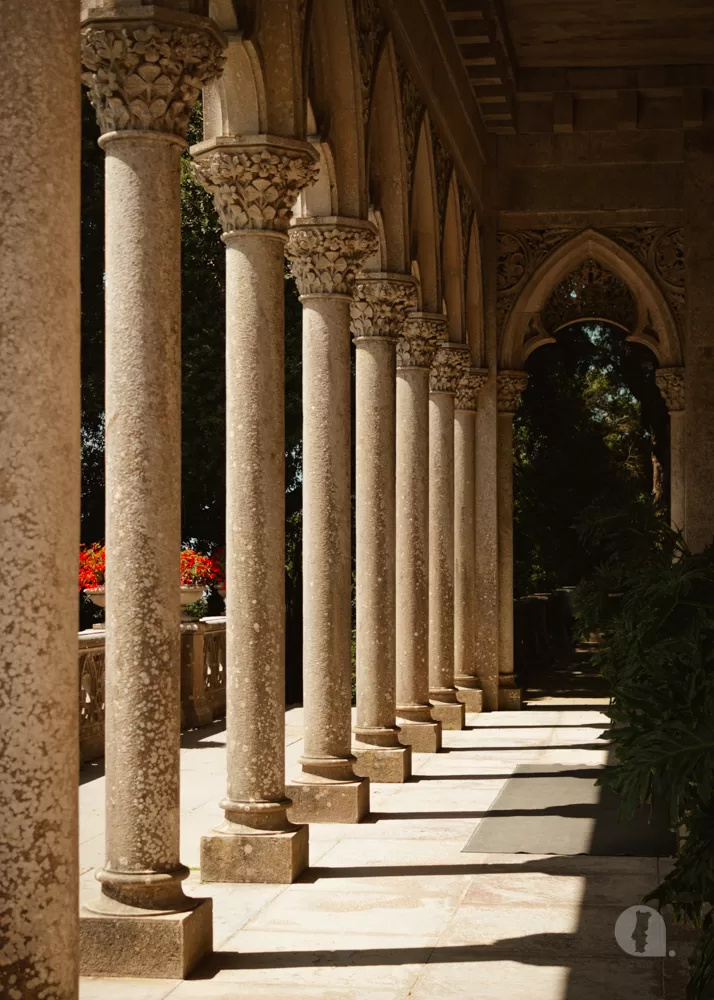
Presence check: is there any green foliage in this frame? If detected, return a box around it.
[575,509,714,998]
[514,323,668,595]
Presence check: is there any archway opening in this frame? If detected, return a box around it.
[512,277,670,599]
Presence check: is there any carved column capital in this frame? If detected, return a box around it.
[190,135,320,235]
[81,16,226,138]
[497,370,529,413]
[286,217,378,296]
[656,367,685,412]
[456,368,489,411]
[350,273,419,341]
[429,343,470,395]
[398,312,448,370]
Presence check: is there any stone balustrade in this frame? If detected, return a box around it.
[78,617,227,765]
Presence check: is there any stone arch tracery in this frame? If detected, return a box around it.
[499,228,683,370]
[410,116,442,314]
[442,175,464,342]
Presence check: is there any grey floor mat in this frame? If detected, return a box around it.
[463,764,676,856]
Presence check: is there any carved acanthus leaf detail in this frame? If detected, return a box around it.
[458,179,474,266]
[456,368,488,411]
[398,313,447,369]
[656,367,685,412]
[497,370,529,412]
[191,142,319,233]
[81,22,225,137]
[351,274,418,339]
[430,343,469,394]
[286,221,378,296]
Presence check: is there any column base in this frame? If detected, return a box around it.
[397,719,442,753]
[430,701,466,730]
[200,825,308,884]
[352,742,412,782]
[456,686,484,714]
[80,897,212,979]
[286,777,370,824]
[498,674,522,710]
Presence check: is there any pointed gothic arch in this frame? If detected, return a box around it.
[410,115,441,314]
[500,228,682,370]
[443,175,464,342]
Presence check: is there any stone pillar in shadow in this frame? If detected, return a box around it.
[655,368,685,535]
[496,370,528,710]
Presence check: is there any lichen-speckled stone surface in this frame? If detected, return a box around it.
[454,408,478,693]
[0,2,81,997]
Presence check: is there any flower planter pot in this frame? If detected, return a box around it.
[86,586,206,613]
[217,586,226,600]
[86,588,105,609]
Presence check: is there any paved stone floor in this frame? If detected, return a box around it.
[79,663,691,999]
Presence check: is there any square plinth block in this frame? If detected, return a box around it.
[498,686,523,710]
[201,825,308,884]
[352,744,412,783]
[80,897,212,980]
[397,720,442,753]
[286,778,370,824]
[430,702,465,730]
[457,687,484,714]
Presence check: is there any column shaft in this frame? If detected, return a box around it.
[429,392,463,728]
[191,134,318,875]
[80,14,225,975]
[301,295,354,768]
[496,410,516,698]
[102,133,186,888]
[454,408,481,713]
[475,378,500,711]
[670,410,686,534]
[1,2,80,995]
[351,273,416,781]
[396,368,431,714]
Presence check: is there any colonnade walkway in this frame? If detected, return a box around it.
[79,663,691,999]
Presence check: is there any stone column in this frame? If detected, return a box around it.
[395,314,446,753]
[656,368,686,534]
[1,3,80,996]
[79,11,225,979]
[497,370,528,710]
[429,342,471,730]
[284,218,376,822]
[454,368,489,714]
[351,273,418,782]
[191,137,318,878]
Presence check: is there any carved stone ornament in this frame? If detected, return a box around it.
[191,137,320,234]
[286,219,378,296]
[541,259,638,335]
[429,343,470,395]
[397,54,425,189]
[350,274,419,340]
[430,122,453,230]
[81,21,226,137]
[354,0,384,125]
[456,368,488,411]
[398,313,448,370]
[656,367,685,412]
[497,370,529,413]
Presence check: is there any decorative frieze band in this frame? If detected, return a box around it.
[456,368,489,411]
[350,273,418,340]
[497,370,529,413]
[656,367,685,412]
[429,343,470,395]
[81,20,226,137]
[190,136,319,234]
[286,219,378,297]
[398,313,447,370]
